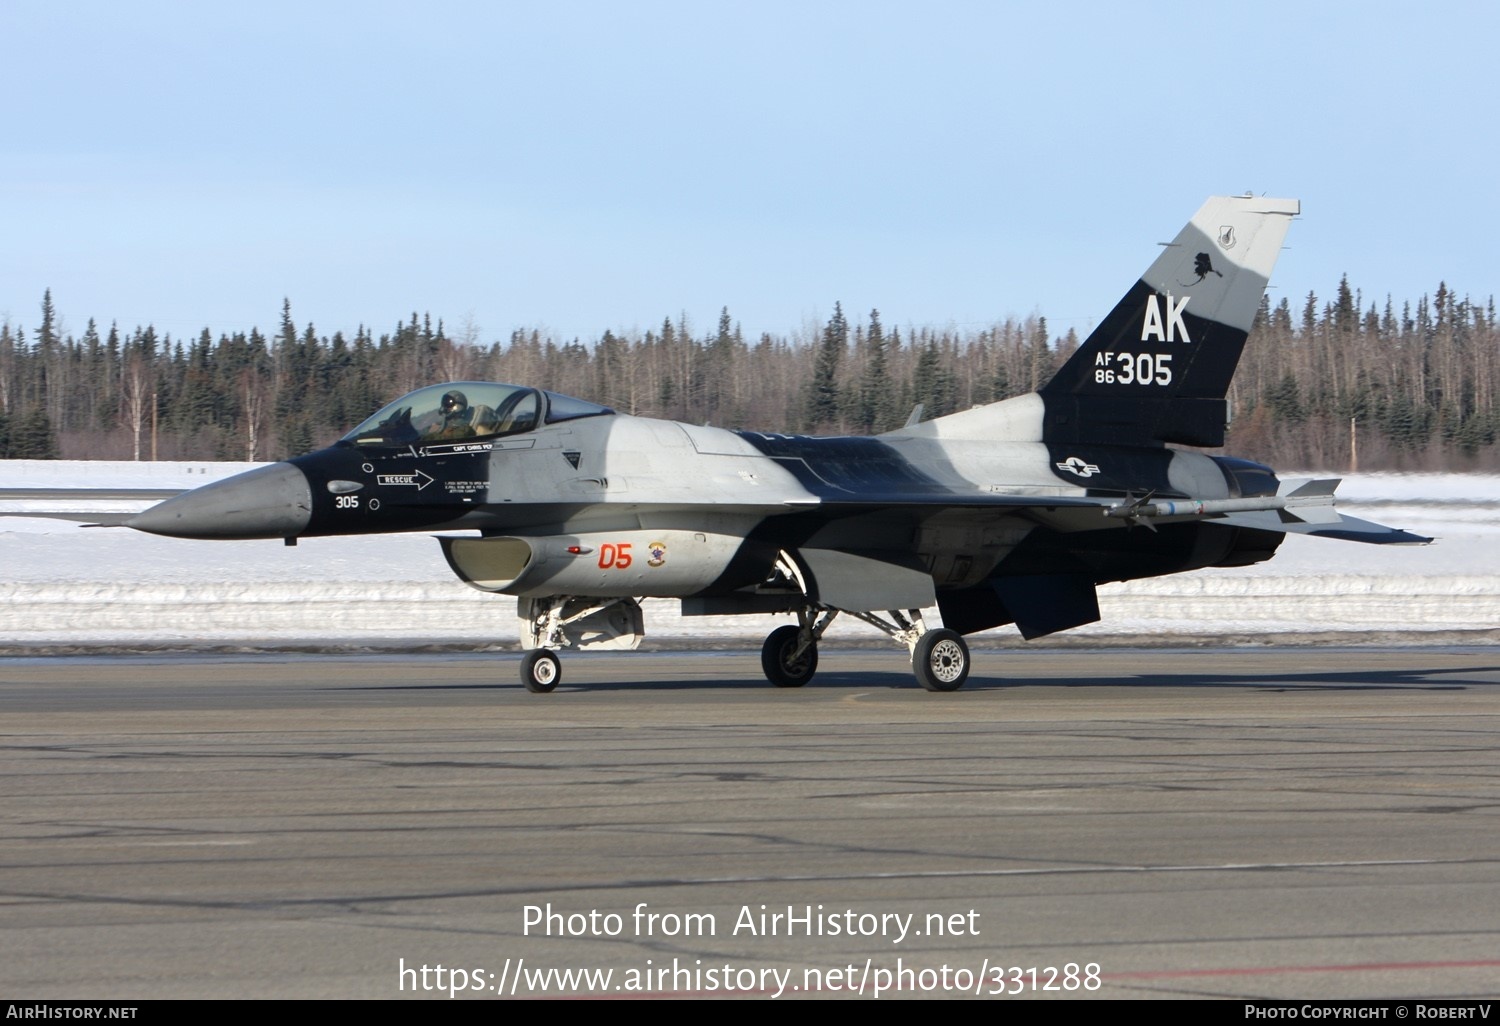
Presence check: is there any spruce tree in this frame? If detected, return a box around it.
[12,405,58,458]
[804,302,847,431]
[856,308,896,433]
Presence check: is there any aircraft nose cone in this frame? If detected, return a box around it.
[125,462,312,539]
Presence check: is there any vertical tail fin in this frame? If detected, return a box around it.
[1039,194,1299,447]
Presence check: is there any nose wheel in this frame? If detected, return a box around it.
[520,649,561,693]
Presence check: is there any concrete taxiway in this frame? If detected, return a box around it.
[2,646,1498,1000]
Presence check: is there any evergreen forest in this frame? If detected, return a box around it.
[1,279,1496,472]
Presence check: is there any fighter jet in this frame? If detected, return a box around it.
[118,195,1429,692]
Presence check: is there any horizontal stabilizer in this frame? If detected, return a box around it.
[1103,476,1432,544]
[1215,510,1432,545]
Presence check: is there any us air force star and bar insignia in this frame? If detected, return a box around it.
[1056,456,1101,478]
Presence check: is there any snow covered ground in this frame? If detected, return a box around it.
[1,460,1496,651]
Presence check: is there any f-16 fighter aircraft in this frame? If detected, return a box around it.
[121,195,1429,692]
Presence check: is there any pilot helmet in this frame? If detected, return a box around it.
[440,389,468,415]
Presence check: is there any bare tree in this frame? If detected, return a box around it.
[240,368,271,462]
[119,350,154,461]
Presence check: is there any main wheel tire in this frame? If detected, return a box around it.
[761,624,818,688]
[912,628,969,692]
[520,649,562,693]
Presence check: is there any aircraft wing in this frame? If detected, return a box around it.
[780,479,1431,545]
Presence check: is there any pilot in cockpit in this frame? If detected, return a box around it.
[426,389,477,440]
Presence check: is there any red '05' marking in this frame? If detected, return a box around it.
[598,542,633,569]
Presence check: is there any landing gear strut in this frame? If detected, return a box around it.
[516,595,645,692]
[753,549,972,691]
[756,604,971,692]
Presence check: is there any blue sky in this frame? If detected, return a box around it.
[3,1,1496,349]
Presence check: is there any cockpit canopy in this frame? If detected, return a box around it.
[341,382,614,447]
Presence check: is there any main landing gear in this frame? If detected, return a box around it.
[760,623,821,688]
[757,605,970,692]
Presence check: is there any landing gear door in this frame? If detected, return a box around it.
[796,549,936,612]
